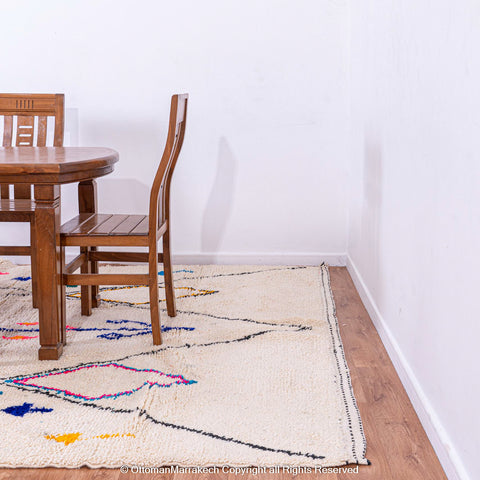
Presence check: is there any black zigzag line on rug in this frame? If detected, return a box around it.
[177,307,311,331]
[322,265,368,463]
[173,265,309,282]
[65,291,220,309]
[2,382,326,462]
[0,286,30,297]
[1,267,308,300]
[176,309,312,331]
[65,290,312,331]
[0,329,280,382]
[139,409,326,461]
[64,266,309,296]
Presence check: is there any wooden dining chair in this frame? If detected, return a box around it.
[0,93,64,307]
[60,94,188,345]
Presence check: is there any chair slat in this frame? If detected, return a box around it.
[60,213,95,235]
[110,215,146,235]
[37,116,47,147]
[0,185,10,199]
[61,215,151,237]
[88,214,129,235]
[130,216,150,235]
[15,116,34,146]
[69,214,113,235]
[2,115,13,146]
[14,185,31,199]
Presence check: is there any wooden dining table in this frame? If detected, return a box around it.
[0,147,118,360]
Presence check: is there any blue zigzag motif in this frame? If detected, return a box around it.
[1,319,194,341]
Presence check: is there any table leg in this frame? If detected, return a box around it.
[30,223,39,308]
[78,180,100,313]
[34,185,65,360]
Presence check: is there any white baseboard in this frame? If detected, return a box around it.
[172,252,347,266]
[346,256,469,480]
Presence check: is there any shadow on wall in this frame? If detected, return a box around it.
[201,137,237,261]
[362,129,383,284]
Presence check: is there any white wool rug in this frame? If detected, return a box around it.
[0,261,367,468]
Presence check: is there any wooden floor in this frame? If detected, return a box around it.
[0,267,447,480]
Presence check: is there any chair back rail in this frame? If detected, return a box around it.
[0,93,64,199]
[149,94,188,236]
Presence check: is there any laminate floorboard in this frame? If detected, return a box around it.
[0,267,447,480]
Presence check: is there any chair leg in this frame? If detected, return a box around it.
[80,246,92,316]
[162,228,177,317]
[30,223,38,309]
[60,244,67,346]
[90,246,100,308]
[148,246,162,345]
[78,180,98,313]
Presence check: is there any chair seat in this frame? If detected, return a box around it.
[61,213,150,237]
[0,199,35,221]
[0,198,36,211]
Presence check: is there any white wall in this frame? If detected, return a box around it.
[348,1,480,479]
[0,0,350,265]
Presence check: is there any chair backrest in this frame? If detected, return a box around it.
[149,94,188,234]
[0,93,65,199]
